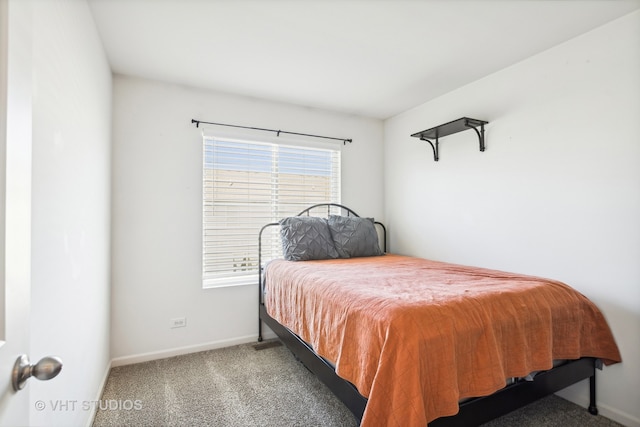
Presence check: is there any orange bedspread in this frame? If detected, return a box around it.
[264,254,621,427]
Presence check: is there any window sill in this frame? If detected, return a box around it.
[202,275,258,290]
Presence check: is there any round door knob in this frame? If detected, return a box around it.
[12,355,63,391]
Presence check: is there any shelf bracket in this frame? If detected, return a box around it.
[464,119,486,152]
[420,137,439,161]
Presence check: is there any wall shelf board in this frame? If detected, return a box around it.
[411,117,488,161]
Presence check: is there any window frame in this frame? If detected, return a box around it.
[201,132,342,289]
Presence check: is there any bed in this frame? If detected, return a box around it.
[257,203,621,427]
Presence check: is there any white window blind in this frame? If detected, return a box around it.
[202,136,341,288]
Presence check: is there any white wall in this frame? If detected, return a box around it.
[110,75,383,363]
[29,1,112,426]
[384,11,640,426]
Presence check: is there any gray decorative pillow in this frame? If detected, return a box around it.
[327,215,384,258]
[279,216,339,261]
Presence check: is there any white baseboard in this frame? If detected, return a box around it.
[85,359,113,427]
[110,333,277,367]
[557,388,640,427]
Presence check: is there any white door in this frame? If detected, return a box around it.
[0,0,33,425]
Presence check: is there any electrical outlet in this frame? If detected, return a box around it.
[170,317,187,328]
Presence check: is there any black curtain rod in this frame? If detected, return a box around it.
[191,119,352,145]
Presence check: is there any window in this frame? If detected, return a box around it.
[202,136,341,288]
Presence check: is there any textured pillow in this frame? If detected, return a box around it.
[279,216,339,261]
[327,215,384,258]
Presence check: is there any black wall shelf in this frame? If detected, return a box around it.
[411,117,488,161]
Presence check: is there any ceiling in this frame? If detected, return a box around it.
[88,0,640,120]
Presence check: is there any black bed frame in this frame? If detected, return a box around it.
[257,203,600,426]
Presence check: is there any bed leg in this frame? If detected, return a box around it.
[588,372,598,415]
[258,318,263,342]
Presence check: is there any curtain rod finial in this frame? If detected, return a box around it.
[191,119,200,128]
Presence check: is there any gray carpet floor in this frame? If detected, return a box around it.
[93,341,622,427]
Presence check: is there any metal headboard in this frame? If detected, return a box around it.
[297,203,360,218]
[257,203,387,307]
